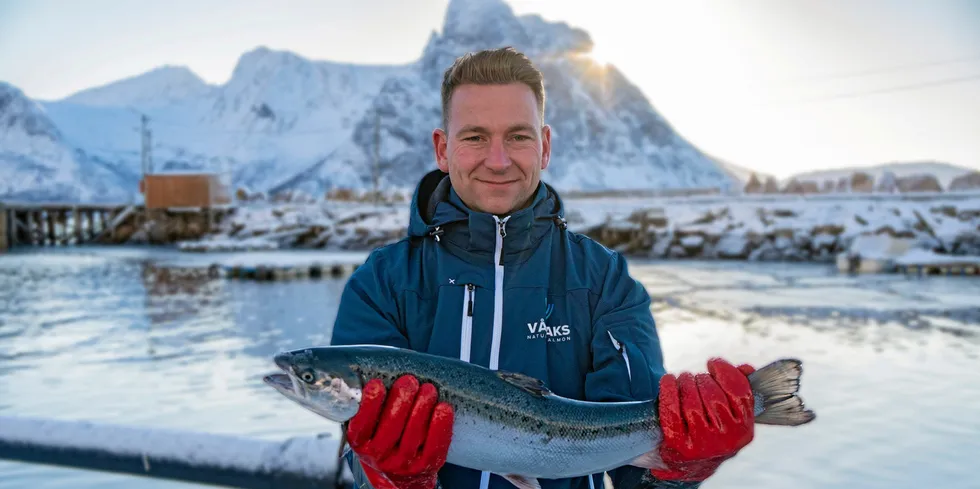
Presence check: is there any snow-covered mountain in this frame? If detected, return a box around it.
[60,65,218,109]
[788,161,975,189]
[1,0,737,203]
[0,82,136,202]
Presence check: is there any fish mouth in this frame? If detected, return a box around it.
[263,373,297,395]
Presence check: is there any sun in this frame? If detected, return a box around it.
[588,44,612,67]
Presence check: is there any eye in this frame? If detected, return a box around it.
[299,371,315,383]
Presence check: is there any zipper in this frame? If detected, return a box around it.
[607,331,632,382]
[459,284,475,363]
[482,215,510,489]
[489,215,510,371]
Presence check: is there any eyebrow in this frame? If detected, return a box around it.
[456,124,536,136]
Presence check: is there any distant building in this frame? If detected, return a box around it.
[139,172,231,209]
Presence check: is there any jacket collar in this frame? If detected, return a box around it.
[407,169,567,264]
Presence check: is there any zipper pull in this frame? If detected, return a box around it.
[466,284,474,316]
[498,219,507,238]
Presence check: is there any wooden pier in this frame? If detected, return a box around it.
[0,202,234,252]
[1,202,128,250]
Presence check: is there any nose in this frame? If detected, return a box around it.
[485,137,511,171]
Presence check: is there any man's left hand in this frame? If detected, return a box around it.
[650,358,756,482]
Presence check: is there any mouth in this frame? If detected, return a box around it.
[263,373,297,396]
[477,178,517,186]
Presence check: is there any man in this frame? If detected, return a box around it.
[330,47,756,489]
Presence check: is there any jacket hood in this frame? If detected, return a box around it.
[406,169,567,259]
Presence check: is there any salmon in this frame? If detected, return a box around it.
[264,345,815,489]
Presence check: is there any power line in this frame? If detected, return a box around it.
[776,53,980,85]
[761,72,980,107]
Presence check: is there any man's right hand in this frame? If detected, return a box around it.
[347,374,455,489]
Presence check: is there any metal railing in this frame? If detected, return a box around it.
[0,415,351,489]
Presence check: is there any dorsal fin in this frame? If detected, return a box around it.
[497,371,552,397]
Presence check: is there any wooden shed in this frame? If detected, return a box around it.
[139,173,231,209]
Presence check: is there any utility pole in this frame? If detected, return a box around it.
[372,112,381,204]
[140,114,154,225]
[140,114,154,175]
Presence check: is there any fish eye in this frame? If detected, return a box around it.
[299,371,315,383]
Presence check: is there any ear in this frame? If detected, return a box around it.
[433,128,449,173]
[540,124,552,171]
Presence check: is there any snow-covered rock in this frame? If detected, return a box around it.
[0,0,737,203]
[950,172,980,191]
[170,194,980,266]
[896,174,943,193]
[789,161,973,190]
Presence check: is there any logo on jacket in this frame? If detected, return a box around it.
[527,304,570,343]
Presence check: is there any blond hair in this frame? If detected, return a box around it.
[440,46,546,129]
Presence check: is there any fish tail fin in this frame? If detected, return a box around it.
[748,358,816,426]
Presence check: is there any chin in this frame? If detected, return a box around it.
[480,200,519,215]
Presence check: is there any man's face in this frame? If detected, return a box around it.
[432,82,551,216]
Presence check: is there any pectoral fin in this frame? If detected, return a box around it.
[502,474,542,489]
[497,371,552,397]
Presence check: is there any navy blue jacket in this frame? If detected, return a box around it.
[332,170,679,489]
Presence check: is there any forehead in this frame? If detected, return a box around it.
[447,83,540,132]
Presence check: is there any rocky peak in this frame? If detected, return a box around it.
[440,0,530,48]
[420,0,593,86]
[0,82,62,143]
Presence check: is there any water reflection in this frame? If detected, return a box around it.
[0,250,976,489]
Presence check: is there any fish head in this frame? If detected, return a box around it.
[263,347,363,422]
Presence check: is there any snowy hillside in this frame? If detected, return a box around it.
[2,0,736,203]
[789,161,974,188]
[0,82,135,202]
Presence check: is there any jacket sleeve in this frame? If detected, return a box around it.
[330,249,410,489]
[329,249,410,348]
[583,252,702,489]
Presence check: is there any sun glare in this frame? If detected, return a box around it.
[588,44,612,67]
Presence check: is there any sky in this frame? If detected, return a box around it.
[0,0,978,179]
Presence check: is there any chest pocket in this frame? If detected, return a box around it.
[420,271,493,366]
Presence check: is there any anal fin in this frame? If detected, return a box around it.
[502,474,542,489]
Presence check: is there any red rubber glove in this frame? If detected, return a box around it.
[347,374,454,489]
[650,358,756,482]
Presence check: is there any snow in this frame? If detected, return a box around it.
[60,65,217,110]
[893,248,980,266]
[165,193,980,274]
[0,414,343,480]
[0,83,136,203]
